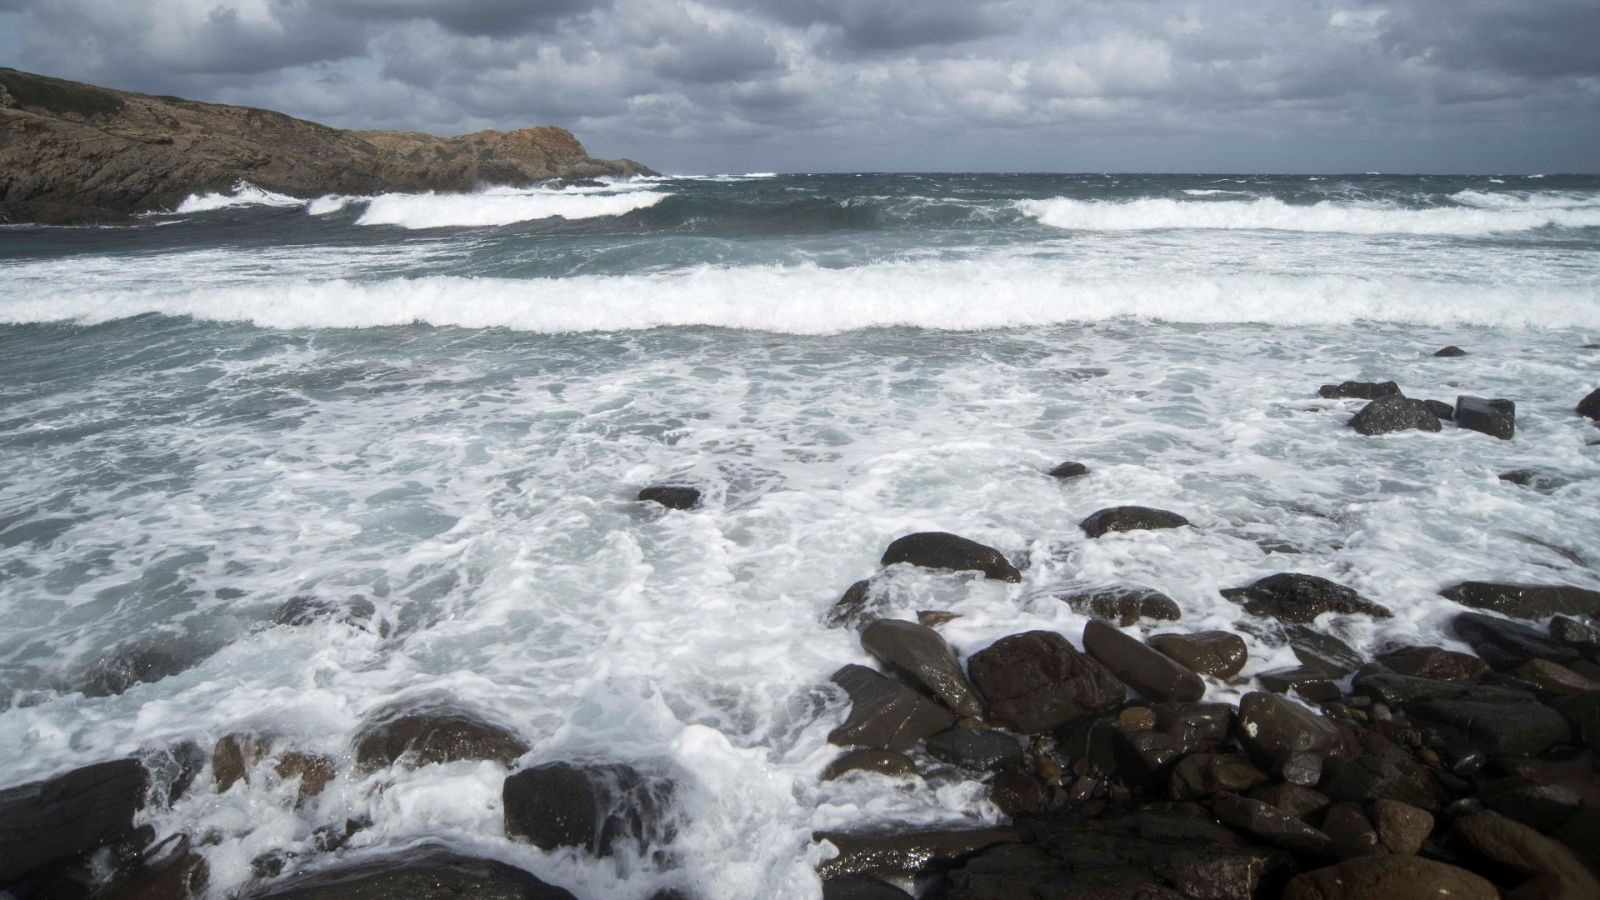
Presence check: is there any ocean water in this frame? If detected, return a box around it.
[1,173,1598,897]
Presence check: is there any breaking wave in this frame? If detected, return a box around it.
[354,186,671,229]
[172,181,305,213]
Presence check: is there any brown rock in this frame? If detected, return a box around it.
[1513,658,1600,695]
[1376,646,1488,683]
[822,750,919,782]
[1147,631,1248,679]
[1282,855,1496,900]
[1082,620,1205,702]
[212,733,271,792]
[966,631,1126,734]
[828,665,956,751]
[274,752,335,804]
[814,828,1021,880]
[1369,800,1432,855]
[353,707,529,772]
[860,618,985,718]
[1450,813,1600,900]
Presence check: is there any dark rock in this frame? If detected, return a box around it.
[1550,692,1599,745]
[1376,646,1488,683]
[1281,855,1495,900]
[1405,698,1571,757]
[826,580,880,630]
[814,828,1020,880]
[81,646,193,697]
[1442,581,1600,620]
[1212,793,1334,859]
[1348,395,1443,436]
[1433,346,1467,357]
[0,758,148,884]
[1352,672,1529,707]
[924,729,1024,772]
[822,750,918,782]
[1498,469,1569,491]
[1549,615,1600,654]
[917,609,961,629]
[1285,625,1365,675]
[1109,703,1235,783]
[1236,692,1359,764]
[638,484,700,510]
[138,742,205,808]
[989,770,1049,816]
[1257,668,1341,702]
[880,532,1020,582]
[1082,620,1205,703]
[966,631,1126,734]
[1048,461,1090,479]
[1579,386,1600,419]
[1424,399,1455,420]
[1511,658,1600,695]
[1223,573,1391,623]
[1277,751,1323,787]
[1369,800,1432,855]
[273,594,383,633]
[821,875,913,900]
[1168,753,1269,800]
[859,619,984,718]
[1147,631,1248,679]
[1320,802,1380,859]
[213,733,270,792]
[1249,783,1331,820]
[1454,396,1515,439]
[1079,507,1190,538]
[1321,754,1440,813]
[828,664,956,751]
[1453,612,1581,669]
[502,761,673,857]
[353,706,529,772]
[1319,381,1401,400]
[1055,587,1182,626]
[245,845,577,899]
[1449,814,1600,900]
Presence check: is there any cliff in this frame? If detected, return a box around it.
[0,68,655,225]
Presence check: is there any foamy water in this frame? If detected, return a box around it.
[1,173,1598,899]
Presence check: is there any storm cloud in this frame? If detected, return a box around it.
[1,0,1595,172]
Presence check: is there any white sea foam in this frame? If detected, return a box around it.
[307,194,364,215]
[1018,194,1600,234]
[173,181,307,213]
[1180,189,1249,196]
[355,186,670,228]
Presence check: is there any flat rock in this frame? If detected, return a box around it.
[1441,581,1600,619]
[1348,395,1442,435]
[1376,646,1488,683]
[924,728,1024,772]
[637,484,700,510]
[1080,506,1191,538]
[1281,855,1495,900]
[502,761,673,857]
[822,750,918,782]
[1055,587,1181,626]
[1450,814,1600,900]
[827,664,955,751]
[1147,631,1248,679]
[859,618,984,718]
[1454,396,1515,440]
[1236,692,1359,764]
[1048,461,1090,479]
[1319,381,1401,400]
[0,758,148,883]
[880,532,1020,582]
[244,846,577,899]
[353,706,528,772]
[1223,573,1391,623]
[1453,612,1581,669]
[1082,620,1205,702]
[814,828,1020,880]
[966,631,1127,734]
[1405,698,1571,757]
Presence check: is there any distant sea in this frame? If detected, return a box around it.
[2,173,1598,898]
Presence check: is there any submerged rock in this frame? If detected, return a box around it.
[245,845,577,899]
[966,631,1126,734]
[502,761,674,857]
[1319,381,1401,400]
[638,484,700,510]
[273,594,383,633]
[1453,612,1581,669]
[880,532,1021,583]
[1454,396,1515,440]
[0,758,148,884]
[1441,581,1600,619]
[1048,461,1090,479]
[1348,395,1442,436]
[1222,573,1391,623]
[859,618,984,718]
[1079,506,1191,538]
[1576,386,1600,419]
[1433,346,1467,357]
[1055,587,1181,626]
[827,664,955,752]
[81,645,196,698]
[1147,631,1248,679]
[814,828,1020,880]
[1424,399,1455,420]
[825,580,880,630]
[353,706,529,772]
[821,750,918,782]
[1082,620,1205,703]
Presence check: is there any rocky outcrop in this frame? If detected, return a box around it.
[0,67,653,224]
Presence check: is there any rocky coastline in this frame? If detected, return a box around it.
[0,68,655,226]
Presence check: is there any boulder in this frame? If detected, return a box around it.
[1424,399,1455,420]
[1453,612,1581,669]
[966,631,1126,734]
[1281,855,1495,900]
[1369,800,1432,855]
[1404,698,1570,757]
[821,875,913,900]
[1213,792,1334,859]
[1433,346,1467,357]
[0,758,148,883]
[1110,703,1235,783]
[1348,395,1442,436]
[989,770,1050,816]
[244,845,577,899]
[1082,621,1205,702]
[1575,386,1600,420]
[502,761,673,857]
[1321,802,1381,859]
[1249,783,1331,821]
[1055,587,1182,626]
[353,707,529,772]
[1498,469,1569,491]
[924,729,1024,772]
[1552,692,1599,745]
[1222,573,1391,623]
[1319,381,1401,400]
[1168,753,1269,800]
[1441,581,1600,619]
[1376,646,1487,683]
[273,594,384,634]
[1511,658,1600,695]
[1049,461,1090,480]
[1320,752,1440,813]
[213,733,272,792]
[859,619,984,718]
[814,828,1020,880]
[1236,692,1359,764]
[1352,672,1530,707]
[827,664,955,751]
[917,609,961,629]
[1284,624,1365,675]
[1148,631,1248,679]
[638,485,700,510]
[1450,814,1600,900]
[1079,507,1191,538]
[826,580,880,630]
[1453,396,1515,440]
[104,835,209,900]
[1549,615,1600,655]
[822,750,918,782]
[1257,668,1341,702]
[880,532,1021,583]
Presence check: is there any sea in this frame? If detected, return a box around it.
[1,173,1598,898]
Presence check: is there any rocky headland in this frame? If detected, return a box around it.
[0,67,654,226]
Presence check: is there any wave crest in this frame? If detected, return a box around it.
[172,181,305,213]
[354,186,670,229]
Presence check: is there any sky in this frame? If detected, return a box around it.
[2,0,1597,174]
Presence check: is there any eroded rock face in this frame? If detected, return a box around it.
[827,664,955,751]
[1082,621,1205,703]
[244,845,578,899]
[0,758,148,884]
[1223,573,1391,623]
[859,619,984,718]
[353,707,529,772]
[1079,507,1191,538]
[502,762,674,858]
[1147,631,1248,679]
[966,631,1126,734]
[879,532,1021,582]
[1441,581,1600,619]
[1348,395,1442,435]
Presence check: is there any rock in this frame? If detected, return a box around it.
[0,68,653,225]
[138,742,205,808]
[1450,814,1600,900]
[1551,692,1599,745]
[1321,802,1381,859]
[1348,395,1443,436]
[1498,469,1569,491]
[638,484,700,510]
[1082,620,1205,703]
[814,828,1020,880]
[1512,658,1600,695]
[274,752,335,804]
[1405,698,1570,757]
[916,609,961,629]
[1257,667,1341,702]
[828,664,956,751]
[1433,346,1467,357]
[1281,855,1496,900]
[1236,692,1359,764]
[104,835,209,900]
[1249,783,1331,820]
[1352,672,1530,707]
[502,761,673,857]
[1224,573,1391,623]
[821,875,913,900]
[1369,800,1432,855]
[924,729,1024,772]
[826,580,880,630]
[81,645,194,697]
[880,532,1020,582]
[1424,399,1455,420]
[1108,703,1235,783]
[1168,753,1269,800]
[1576,386,1600,420]
[822,750,919,782]
[212,733,271,792]
[1376,646,1488,683]
[1319,381,1401,400]
[1148,631,1248,679]
[0,758,148,883]
[1212,793,1335,859]
[353,706,529,772]
[1454,396,1516,440]
[1453,612,1581,669]
[1049,461,1090,479]
[1079,507,1191,538]
[966,631,1126,734]
[859,619,984,718]
[1549,615,1600,654]
[989,770,1050,816]
[1442,582,1600,620]
[1285,624,1365,675]
[1277,751,1324,787]
[1055,587,1183,626]
[273,594,383,633]
[244,845,577,899]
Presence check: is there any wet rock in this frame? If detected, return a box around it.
[822,750,918,782]
[0,758,148,883]
[1454,396,1515,440]
[273,594,383,633]
[821,875,912,900]
[1433,346,1467,357]
[1079,506,1191,538]
[103,834,209,900]
[1376,646,1488,683]
[966,631,1126,734]
[1550,693,1599,745]
[1109,703,1236,783]
[245,845,577,899]
[1453,612,1581,669]
[1348,395,1443,436]
[1258,667,1341,702]
[1249,783,1331,820]
[1055,587,1182,626]
[1511,658,1600,695]
[1369,800,1432,855]
[274,752,335,804]
[353,706,529,772]
[1049,461,1090,480]
[1236,692,1359,765]
[502,761,674,857]
[916,609,961,629]
[1424,399,1455,420]
[1405,698,1570,757]
[880,532,1021,583]
[1281,855,1495,900]
[1319,381,1401,400]
[1285,624,1365,675]
[1442,581,1600,620]
[1213,792,1335,859]
[1320,802,1381,859]
[859,619,984,718]
[828,664,956,752]
[638,484,700,510]
[814,828,1020,880]
[1168,753,1269,800]
[1352,672,1529,707]
[1082,620,1205,703]
[924,728,1024,772]
[1450,814,1600,900]
[1277,751,1323,787]
[1498,469,1569,491]
[989,770,1050,816]
[1223,573,1391,623]
[1549,615,1600,655]
[1579,386,1600,419]
[826,580,880,630]
[213,733,272,792]
[81,645,194,698]
[1323,747,1442,813]
[139,741,205,808]
[1147,631,1248,679]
